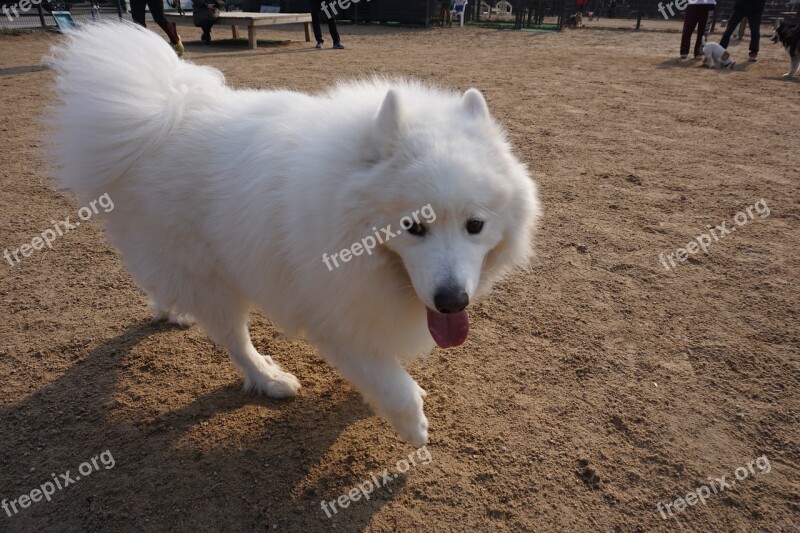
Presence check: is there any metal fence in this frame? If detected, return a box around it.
[0,0,122,30]
[279,0,458,25]
[471,0,799,31]
[578,0,797,31]
[1,0,796,32]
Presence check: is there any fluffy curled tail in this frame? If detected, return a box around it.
[46,21,225,199]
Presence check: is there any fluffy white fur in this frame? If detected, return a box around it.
[46,22,541,446]
[703,42,735,70]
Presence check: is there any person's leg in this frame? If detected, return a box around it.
[746,6,763,54]
[680,5,701,57]
[693,4,710,56]
[309,0,324,43]
[327,16,340,43]
[146,0,180,44]
[201,21,213,42]
[719,8,746,49]
[130,0,146,27]
[704,5,715,39]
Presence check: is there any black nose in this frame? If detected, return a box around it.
[434,287,469,314]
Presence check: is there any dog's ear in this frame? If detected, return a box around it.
[721,51,730,61]
[376,89,402,140]
[369,89,404,160]
[461,88,490,120]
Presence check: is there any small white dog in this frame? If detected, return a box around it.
[702,42,735,69]
[46,22,541,446]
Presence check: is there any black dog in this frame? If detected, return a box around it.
[771,20,800,79]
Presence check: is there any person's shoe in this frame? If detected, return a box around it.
[315,40,324,49]
[679,54,688,60]
[333,41,344,49]
[172,38,185,57]
[748,52,758,62]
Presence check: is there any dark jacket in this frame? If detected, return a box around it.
[193,0,226,26]
[733,0,766,10]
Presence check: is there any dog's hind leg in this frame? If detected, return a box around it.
[191,290,301,398]
[323,350,428,447]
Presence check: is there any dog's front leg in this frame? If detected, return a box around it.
[786,57,799,79]
[324,351,428,447]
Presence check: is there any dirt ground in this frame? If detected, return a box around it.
[1,22,798,533]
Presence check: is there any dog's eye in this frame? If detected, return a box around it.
[406,222,427,237]
[466,219,484,234]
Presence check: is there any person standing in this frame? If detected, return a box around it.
[719,0,767,61]
[439,0,451,26]
[309,0,344,49]
[592,0,603,21]
[679,0,716,60]
[130,0,184,56]
[193,0,226,44]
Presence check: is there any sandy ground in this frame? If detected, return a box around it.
[1,22,799,533]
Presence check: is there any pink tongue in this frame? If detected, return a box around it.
[426,308,469,348]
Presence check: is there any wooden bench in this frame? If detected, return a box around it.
[163,12,312,50]
[779,11,800,23]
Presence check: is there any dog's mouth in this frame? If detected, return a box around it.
[426,308,469,348]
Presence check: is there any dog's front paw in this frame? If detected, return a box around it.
[243,362,301,399]
[169,313,196,327]
[153,308,196,328]
[783,73,793,79]
[391,408,429,447]
[383,392,429,447]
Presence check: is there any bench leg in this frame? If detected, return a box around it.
[232,25,239,39]
[304,21,311,42]
[247,25,257,49]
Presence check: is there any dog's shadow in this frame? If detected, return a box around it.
[655,57,703,69]
[655,57,754,72]
[0,320,399,531]
[730,60,755,71]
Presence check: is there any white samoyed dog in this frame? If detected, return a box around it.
[47,22,541,446]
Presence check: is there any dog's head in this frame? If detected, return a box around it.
[770,20,797,44]
[355,86,541,348]
[771,20,784,43]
